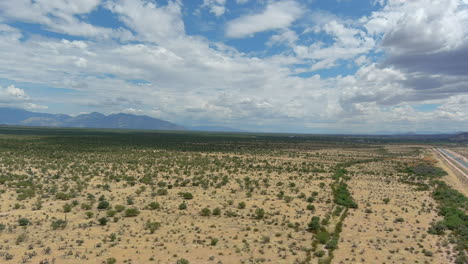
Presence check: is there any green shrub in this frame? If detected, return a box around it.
[157,188,168,196]
[107,210,117,217]
[316,231,330,244]
[18,218,30,226]
[97,200,110,210]
[254,208,265,219]
[147,202,160,210]
[325,237,338,250]
[200,208,211,216]
[212,207,221,216]
[98,217,108,225]
[307,216,320,232]
[428,221,446,235]
[179,202,187,210]
[81,203,92,210]
[176,258,189,264]
[124,208,140,217]
[238,202,246,209]
[126,196,134,205]
[145,221,161,234]
[51,219,67,230]
[284,196,293,203]
[179,192,193,200]
[63,203,72,213]
[55,192,70,200]
[115,205,126,212]
[210,237,219,246]
[85,211,94,219]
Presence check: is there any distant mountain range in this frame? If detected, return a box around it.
[0,107,184,131]
[0,108,248,132]
[450,132,468,141]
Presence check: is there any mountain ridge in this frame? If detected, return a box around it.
[0,108,185,131]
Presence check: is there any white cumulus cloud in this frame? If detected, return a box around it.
[226,0,304,38]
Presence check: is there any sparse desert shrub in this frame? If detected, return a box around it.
[200,208,211,216]
[383,198,390,204]
[307,216,320,232]
[124,208,140,217]
[145,221,161,234]
[307,204,315,211]
[107,210,117,217]
[85,211,94,219]
[179,192,193,200]
[254,208,265,219]
[238,201,246,209]
[179,202,187,210]
[146,202,160,210]
[176,258,189,264]
[18,218,30,226]
[0,223,5,232]
[261,235,270,244]
[126,196,135,205]
[51,219,67,230]
[210,237,219,246]
[106,257,117,264]
[212,207,221,216]
[284,196,293,203]
[81,203,92,210]
[314,250,325,257]
[98,217,108,225]
[63,203,72,213]
[16,233,28,244]
[55,192,70,200]
[97,200,110,210]
[428,221,446,235]
[157,188,168,196]
[325,237,338,250]
[114,205,126,212]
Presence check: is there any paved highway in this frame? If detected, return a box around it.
[434,148,468,181]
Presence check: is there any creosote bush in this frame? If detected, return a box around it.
[124,208,140,217]
[51,219,67,230]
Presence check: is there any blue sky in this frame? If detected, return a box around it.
[0,0,467,133]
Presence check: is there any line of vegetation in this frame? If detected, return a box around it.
[310,161,362,264]
[429,181,467,264]
[403,162,467,264]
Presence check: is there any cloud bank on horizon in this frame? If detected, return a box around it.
[0,0,467,133]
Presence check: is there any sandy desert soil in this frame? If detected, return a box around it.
[0,131,466,264]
